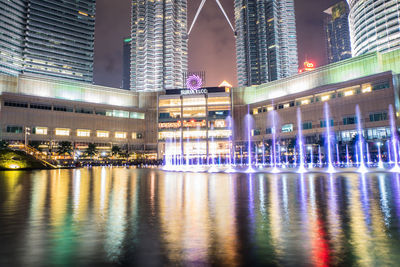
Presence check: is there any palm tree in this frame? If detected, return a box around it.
[111,145,121,158]
[57,141,73,159]
[0,140,9,150]
[85,143,97,159]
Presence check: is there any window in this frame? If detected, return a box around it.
[137,133,143,139]
[320,120,334,128]
[33,127,48,135]
[130,112,145,119]
[372,81,389,91]
[4,101,28,108]
[251,129,261,136]
[55,128,70,136]
[266,128,272,134]
[282,124,293,133]
[370,112,387,122]
[30,103,52,110]
[95,110,106,116]
[75,108,93,114]
[6,126,23,133]
[302,122,312,130]
[115,132,127,139]
[54,106,73,112]
[77,129,91,137]
[343,116,356,125]
[132,132,137,139]
[97,131,109,138]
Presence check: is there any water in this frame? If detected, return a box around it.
[1,168,400,266]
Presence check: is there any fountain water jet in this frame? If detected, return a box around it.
[389,105,400,172]
[324,103,335,173]
[297,108,306,173]
[356,105,367,173]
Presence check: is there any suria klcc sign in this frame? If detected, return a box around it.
[181,75,208,95]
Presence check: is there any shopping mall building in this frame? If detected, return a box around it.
[1,48,400,160]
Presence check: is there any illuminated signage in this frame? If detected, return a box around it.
[159,120,207,129]
[180,88,208,95]
[298,61,316,73]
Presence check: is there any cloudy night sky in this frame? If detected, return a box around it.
[94,0,340,88]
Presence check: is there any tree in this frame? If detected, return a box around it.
[111,145,121,157]
[85,143,97,159]
[57,141,73,158]
[0,140,9,150]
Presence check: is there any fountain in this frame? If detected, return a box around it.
[356,105,367,172]
[161,103,400,174]
[389,105,400,172]
[324,103,335,173]
[297,108,306,173]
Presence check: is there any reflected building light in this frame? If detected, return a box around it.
[73,170,81,213]
[378,175,391,226]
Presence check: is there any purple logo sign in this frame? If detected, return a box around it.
[186,74,203,90]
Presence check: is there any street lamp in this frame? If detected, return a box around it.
[24,127,31,147]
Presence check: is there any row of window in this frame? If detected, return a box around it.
[253,112,388,135]
[3,101,145,120]
[5,126,143,139]
[251,80,390,114]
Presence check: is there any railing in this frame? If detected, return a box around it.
[10,144,57,169]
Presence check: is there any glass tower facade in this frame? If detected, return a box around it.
[234,0,298,87]
[324,1,352,64]
[347,0,400,56]
[130,0,188,92]
[0,0,26,76]
[0,0,96,83]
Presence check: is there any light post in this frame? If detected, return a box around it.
[24,127,31,147]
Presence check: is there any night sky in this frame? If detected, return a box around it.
[94,0,340,88]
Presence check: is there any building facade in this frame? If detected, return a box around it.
[0,74,158,156]
[0,0,96,83]
[234,0,298,87]
[122,37,131,90]
[130,0,188,92]
[347,0,400,56]
[158,87,232,161]
[323,1,352,64]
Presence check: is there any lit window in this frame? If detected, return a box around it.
[34,127,48,135]
[267,106,274,111]
[55,128,70,136]
[321,95,330,101]
[97,131,109,138]
[362,87,372,93]
[344,90,354,96]
[115,132,127,139]
[283,103,290,108]
[132,132,137,139]
[77,129,90,137]
[281,124,293,133]
[253,108,258,114]
[301,99,310,105]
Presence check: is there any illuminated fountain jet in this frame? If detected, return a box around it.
[187,0,235,38]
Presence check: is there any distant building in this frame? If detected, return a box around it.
[324,1,352,64]
[130,0,188,92]
[0,0,96,83]
[122,38,131,90]
[234,0,299,87]
[347,0,400,56]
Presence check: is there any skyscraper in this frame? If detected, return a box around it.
[122,37,131,90]
[0,0,26,76]
[0,0,96,83]
[235,0,298,87]
[130,0,188,92]
[347,0,400,56]
[324,1,352,64]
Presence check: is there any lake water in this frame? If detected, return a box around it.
[0,168,400,266]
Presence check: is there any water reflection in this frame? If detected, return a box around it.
[1,168,400,266]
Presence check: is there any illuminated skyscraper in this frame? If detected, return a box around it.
[324,1,352,64]
[0,0,26,76]
[347,0,400,56]
[234,0,298,87]
[0,0,96,82]
[122,37,131,90]
[130,0,188,92]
